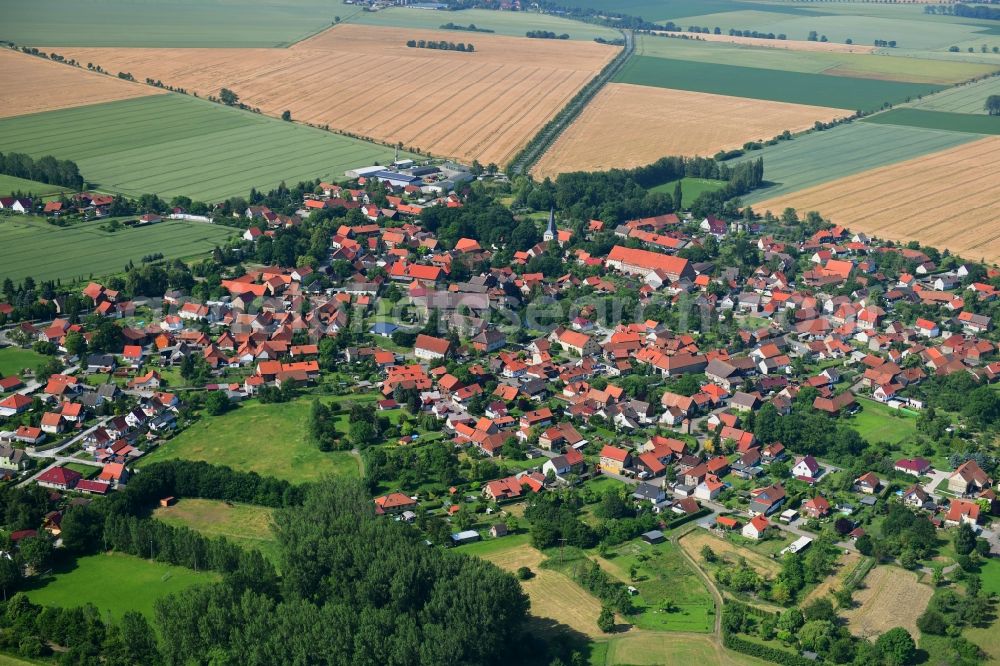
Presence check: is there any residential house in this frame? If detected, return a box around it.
[599,445,632,475]
[949,460,993,496]
[742,514,771,540]
[414,334,451,361]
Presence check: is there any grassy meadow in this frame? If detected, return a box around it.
[615,55,942,111]
[734,122,979,204]
[24,552,217,621]
[0,94,411,202]
[650,177,727,202]
[0,0,356,47]
[138,397,376,483]
[0,215,237,284]
[154,498,280,564]
[0,347,49,379]
[863,108,1000,134]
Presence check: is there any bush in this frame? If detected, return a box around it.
[516,566,534,580]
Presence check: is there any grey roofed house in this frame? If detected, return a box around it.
[85,354,116,372]
[704,358,738,382]
[633,482,666,503]
[450,530,481,545]
[729,391,761,411]
[641,530,665,544]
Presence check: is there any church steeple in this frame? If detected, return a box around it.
[544,207,556,242]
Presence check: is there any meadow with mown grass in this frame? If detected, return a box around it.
[0,215,238,284]
[138,396,377,483]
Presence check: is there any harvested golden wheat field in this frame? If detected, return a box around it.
[53,24,617,166]
[755,136,1000,264]
[842,565,932,639]
[0,48,165,119]
[482,543,605,638]
[533,83,849,178]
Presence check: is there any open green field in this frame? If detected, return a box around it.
[139,397,375,483]
[348,7,618,41]
[636,34,999,84]
[0,215,237,284]
[0,0,356,47]
[0,94,411,202]
[0,175,69,199]
[614,55,942,111]
[734,122,979,204]
[668,10,1000,51]
[650,177,727,203]
[863,108,1000,134]
[908,75,1000,113]
[847,397,920,446]
[0,347,48,379]
[154,498,279,564]
[599,539,714,633]
[557,0,820,22]
[24,552,217,620]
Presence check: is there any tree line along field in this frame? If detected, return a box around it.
[346,6,620,42]
[908,75,1000,113]
[753,136,1000,264]
[0,48,166,119]
[864,108,1000,134]
[614,55,944,111]
[0,93,409,202]
[0,215,238,284]
[635,34,999,85]
[0,0,357,47]
[531,83,847,178]
[735,121,980,204]
[51,23,618,167]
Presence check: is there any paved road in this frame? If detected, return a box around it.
[18,416,111,487]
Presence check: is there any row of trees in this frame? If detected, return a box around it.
[405,39,475,51]
[526,30,569,39]
[0,151,84,190]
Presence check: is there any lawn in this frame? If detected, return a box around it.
[847,397,919,446]
[735,121,979,204]
[138,397,373,483]
[348,7,619,41]
[649,177,727,203]
[0,0,356,47]
[863,108,1000,134]
[0,347,48,379]
[614,55,943,111]
[0,174,69,198]
[153,498,279,564]
[603,632,769,666]
[635,33,998,85]
[0,94,413,202]
[24,552,217,621]
[62,463,99,478]
[0,215,238,284]
[597,539,715,633]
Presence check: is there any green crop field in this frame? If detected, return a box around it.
[864,108,1000,134]
[0,94,411,202]
[556,0,820,22]
[669,10,999,51]
[24,552,218,620]
[0,0,357,47]
[636,34,999,84]
[909,76,1000,113]
[348,7,619,41]
[139,397,376,483]
[734,122,979,204]
[0,215,238,284]
[0,175,69,198]
[614,55,942,111]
